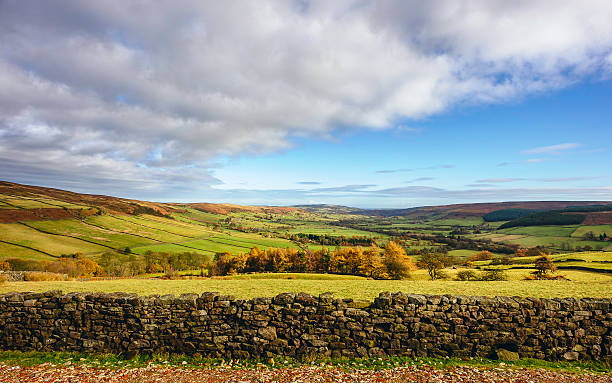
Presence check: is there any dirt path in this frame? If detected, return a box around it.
[0,364,609,383]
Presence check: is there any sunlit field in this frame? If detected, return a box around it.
[2,269,610,300]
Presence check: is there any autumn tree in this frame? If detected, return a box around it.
[469,251,494,262]
[0,260,10,271]
[362,247,387,279]
[531,255,557,279]
[417,252,448,280]
[526,247,548,258]
[384,241,416,280]
[75,258,105,278]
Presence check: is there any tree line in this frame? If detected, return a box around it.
[210,241,417,279]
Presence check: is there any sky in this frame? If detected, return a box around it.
[0,0,611,208]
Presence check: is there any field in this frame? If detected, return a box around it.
[471,226,609,251]
[2,268,610,299]
[0,223,107,258]
[2,181,612,289]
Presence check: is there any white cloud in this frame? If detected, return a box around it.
[1,1,612,196]
[522,143,580,155]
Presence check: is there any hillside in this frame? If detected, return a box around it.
[1,180,611,262]
[347,201,611,218]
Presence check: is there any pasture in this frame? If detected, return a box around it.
[2,268,610,299]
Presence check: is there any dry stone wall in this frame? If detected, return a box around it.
[0,291,610,361]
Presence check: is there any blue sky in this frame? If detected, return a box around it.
[1,1,611,207]
[210,80,611,207]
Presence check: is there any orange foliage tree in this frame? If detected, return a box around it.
[383,241,417,280]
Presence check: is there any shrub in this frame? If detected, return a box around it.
[455,269,507,281]
[3,258,45,271]
[163,269,180,280]
[455,270,478,281]
[490,256,512,265]
[479,269,507,281]
[24,272,66,281]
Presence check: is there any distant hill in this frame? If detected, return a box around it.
[0,180,177,223]
[297,201,612,219]
[0,180,300,223]
[2,180,610,223]
[186,203,301,215]
[292,204,365,215]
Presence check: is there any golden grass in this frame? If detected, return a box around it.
[1,269,610,300]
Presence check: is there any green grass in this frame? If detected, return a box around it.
[447,249,480,258]
[475,252,612,273]
[0,351,608,373]
[174,208,222,224]
[473,232,605,250]
[130,243,216,255]
[0,196,89,209]
[0,197,57,209]
[499,225,579,237]
[2,268,610,298]
[0,241,53,260]
[181,238,251,253]
[27,219,156,249]
[113,214,214,237]
[212,233,298,249]
[286,224,384,238]
[0,223,108,256]
[571,225,612,238]
[430,217,484,226]
[85,216,187,243]
[553,251,612,262]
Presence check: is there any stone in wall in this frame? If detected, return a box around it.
[0,291,610,362]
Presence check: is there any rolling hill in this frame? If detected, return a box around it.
[1,180,611,261]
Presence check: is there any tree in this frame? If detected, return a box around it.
[0,260,10,271]
[417,252,448,280]
[531,255,557,279]
[75,258,105,278]
[514,248,528,257]
[362,247,386,279]
[469,251,494,262]
[384,241,416,280]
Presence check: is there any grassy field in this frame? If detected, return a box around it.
[2,269,610,299]
[0,241,52,260]
[26,219,157,249]
[286,224,384,238]
[431,217,485,226]
[85,216,189,243]
[499,225,579,237]
[114,214,215,237]
[2,277,609,299]
[0,196,89,209]
[447,249,480,258]
[0,223,107,257]
[471,231,606,250]
[2,183,611,263]
[571,225,612,238]
[474,251,612,273]
[130,243,216,256]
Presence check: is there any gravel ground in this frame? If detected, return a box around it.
[0,364,610,383]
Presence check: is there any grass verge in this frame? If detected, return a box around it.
[0,351,609,373]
